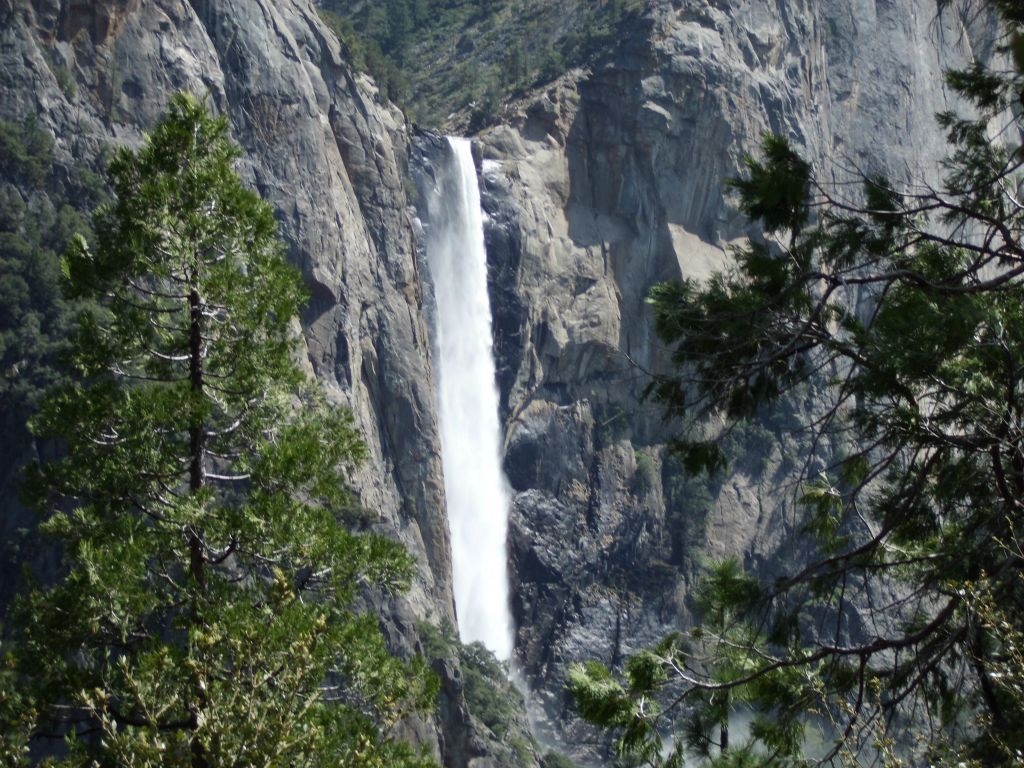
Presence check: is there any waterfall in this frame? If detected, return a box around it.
[424,136,514,661]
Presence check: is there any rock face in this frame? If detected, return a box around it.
[474,0,996,757]
[0,0,486,764]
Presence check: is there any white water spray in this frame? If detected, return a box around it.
[424,137,514,661]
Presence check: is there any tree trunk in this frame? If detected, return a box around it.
[720,689,729,755]
[189,287,207,498]
[188,286,209,768]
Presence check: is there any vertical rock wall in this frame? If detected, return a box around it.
[0,0,468,761]
[475,0,997,754]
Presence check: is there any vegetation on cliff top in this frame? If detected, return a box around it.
[316,0,642,128]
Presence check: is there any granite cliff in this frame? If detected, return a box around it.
[474,0,996,756]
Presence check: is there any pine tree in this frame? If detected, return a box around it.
[571,1,1024,765]
[0,94,436,768]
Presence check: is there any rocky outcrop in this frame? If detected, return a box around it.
[475,0,997,758]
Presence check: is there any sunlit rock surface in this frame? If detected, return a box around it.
[475,1,995,758]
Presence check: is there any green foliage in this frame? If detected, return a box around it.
[317,0,643,127]
[727,133,811,236]
[573,3,1024,765]
[509,735,535,768]
[541,750,579,768]
[416,620,537,766]
[593,402,631,445]
[568,638,690,768]
[661,453,717,565]
[720,420,775,477]
[0,119,105,465]
[0,120,53,189]
[0,94,437,767]
[417,617,459,660]
[316,8,410,104]
[633,449,658,496]
[694,560,762,622]
[43,53,77,100]
[461,641,520,739]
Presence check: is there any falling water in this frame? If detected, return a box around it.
[424,137,514,661]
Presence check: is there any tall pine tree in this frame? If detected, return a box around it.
[0,94,436,768]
